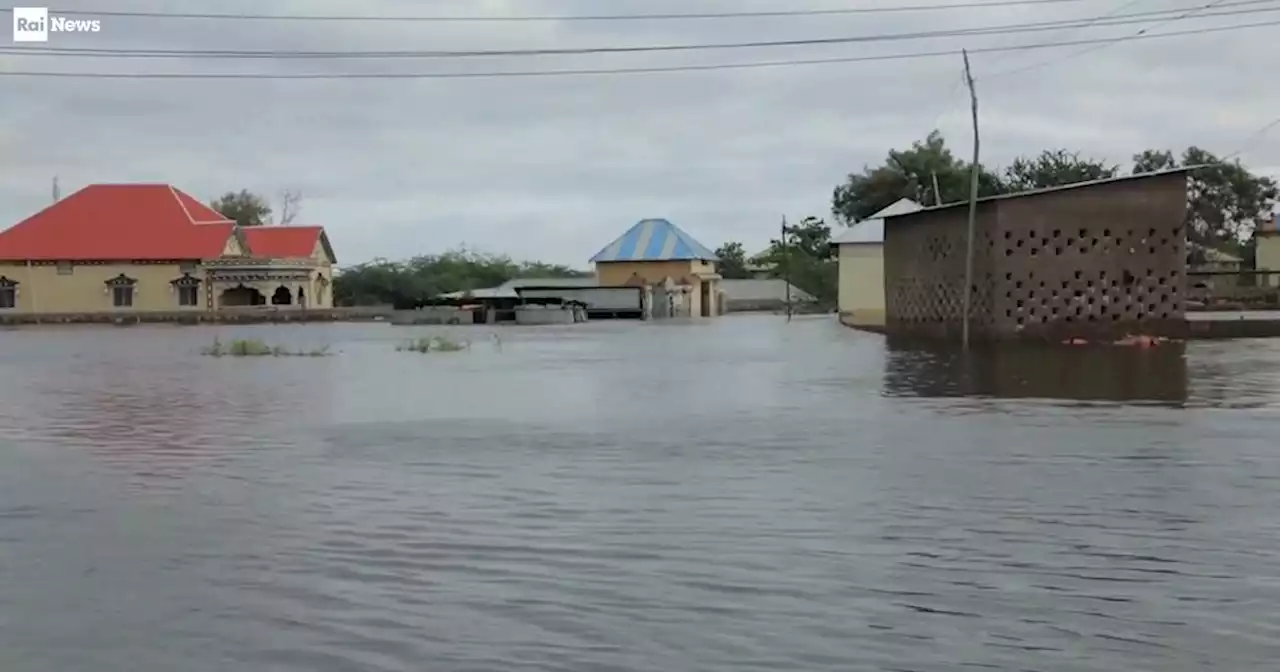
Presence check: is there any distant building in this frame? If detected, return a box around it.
[1254,213,1280,287]
[590,218,722,318]
[0,183,336,315]
[718,278,815,313]
[881,170,1189,340]
[831,198,922,327]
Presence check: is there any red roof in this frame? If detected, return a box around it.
[242,226,324,259]
[0,184,330,262]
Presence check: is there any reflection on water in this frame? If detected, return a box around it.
[1,318,1280,671]
[883,340,1190,405]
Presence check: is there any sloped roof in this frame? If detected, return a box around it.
[499,277,597,289]
[242,226,336,263]
[0,184,237,260]
[0,183,334,262]
[832,198,923,245]
[590,218,718,263]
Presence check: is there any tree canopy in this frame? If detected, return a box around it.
[713,242,751,279]
[210,190,272,227]
[332,249,590,307]
[830,132,1277,258]
[1131,146,1277,253]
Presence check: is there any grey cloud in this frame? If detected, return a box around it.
[1,0,1276,266]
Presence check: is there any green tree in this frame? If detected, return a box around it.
[1002,149,1118,191]
[331,248,590,307]
[210,190,272,227]
[1131,147,1278,253]
[714,241,751,279]
[831,130,1004,223]
[758,216,837,305]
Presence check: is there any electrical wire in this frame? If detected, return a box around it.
[986,0,1234,77]
[0,18,1273,79]
[1222,115,1280,160]
[0,0,1110,22]
[3,1,1276,60]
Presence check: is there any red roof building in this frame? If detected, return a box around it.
[0,183,334,262]
[0,183,337,315]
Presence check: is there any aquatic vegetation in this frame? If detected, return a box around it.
[201,337,331,357]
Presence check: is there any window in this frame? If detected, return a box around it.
[105,274,136,308]
[172,274,202,307]
[112,286,134,307]
[0,277,16,309]
[56,262,72,275]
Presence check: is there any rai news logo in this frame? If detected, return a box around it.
[12,7,100,42]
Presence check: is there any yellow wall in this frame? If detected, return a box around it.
[0,259,335,314]
[837,243,885,326]
[0,262,204,314]
[594,260,719,317]
[1257,235,1280,287]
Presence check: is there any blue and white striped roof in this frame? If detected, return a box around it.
[590,218,719,263]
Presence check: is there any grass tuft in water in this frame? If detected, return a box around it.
[396,335,470,353]
[202,337,331,358]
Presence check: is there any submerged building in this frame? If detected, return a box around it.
[881,170,1189,341]
[589,218,722,318]
[0,183,336,315]
[832,198,922,327]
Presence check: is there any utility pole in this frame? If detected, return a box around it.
[961,49,980,351]
[931,171,942,206]
[781,216,793,322]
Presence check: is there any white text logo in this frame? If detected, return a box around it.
[13,7,101,42]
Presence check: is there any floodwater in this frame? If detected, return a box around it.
[2,315,1280,671]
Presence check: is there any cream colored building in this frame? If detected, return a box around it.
[1255,214,1280,287]
[0,183,336,316]
[832,198,921,327]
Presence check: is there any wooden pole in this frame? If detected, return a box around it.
[961,49,980,351]
[931,171,942,206]
[781,216,793,321]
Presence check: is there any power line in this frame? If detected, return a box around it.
[1222,115,1280,161]
[986,0,1234,77]
[0,0,1102,22]
[0,18,1273,79]
[3,2,1275,60]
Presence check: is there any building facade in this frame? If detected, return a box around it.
[1254,214,1280,287]
[0,184,335,316]
[882,170,1189,340]
[832,198,921,327]
[590,218,722,318]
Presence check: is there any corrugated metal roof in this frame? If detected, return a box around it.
[499,277,598,289]
[832,199,922,245]
[590,218,718,263]
[885,168,1192,219]
[437,286,518,299]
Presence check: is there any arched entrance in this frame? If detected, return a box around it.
[296,286,306,307]
[271,286,294,305]
[220,284,265,307]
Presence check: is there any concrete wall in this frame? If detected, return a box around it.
[837,243,885,326]
[514,306,577,325]
[885,172,1188,340]
[1256,234,1280,287]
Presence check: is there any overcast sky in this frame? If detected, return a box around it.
[1,0,1277,267]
